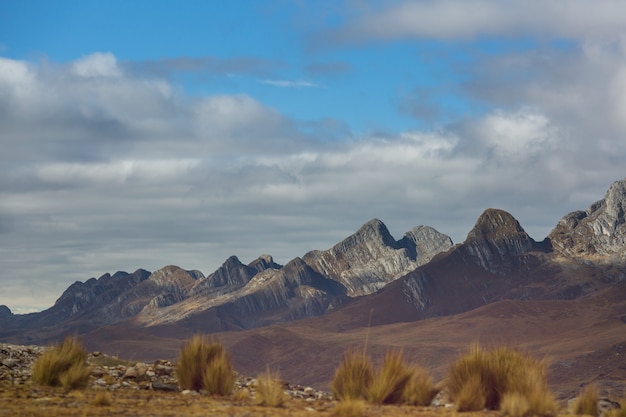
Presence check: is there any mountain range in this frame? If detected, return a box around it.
[2,178,626,399]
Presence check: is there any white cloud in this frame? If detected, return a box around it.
[476,108,558,161]
[330,0,626,43]
[71,52,122,78]
[36,159,201,185]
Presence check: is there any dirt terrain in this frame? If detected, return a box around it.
[0,383,509,417]
[74,283,626,401]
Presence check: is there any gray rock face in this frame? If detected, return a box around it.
[223,257,347,326]
[248,254,282,273]
[549,178,626,261]
[0,269,152,331]
[133,257,347,329]
[0,305,11,318]
[190,256,260,297]
[302,219,453,296]
[102,266,199,318]
[143,293,186,310]
[145,265,199,292]
[400,225,454,264]
[464,208,542,274]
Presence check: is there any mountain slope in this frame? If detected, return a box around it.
[0,220,453,341]
[322,199,624,330]
[302,219,453,296]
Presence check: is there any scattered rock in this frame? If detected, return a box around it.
[152,381,179,392]
[599,398,622,417]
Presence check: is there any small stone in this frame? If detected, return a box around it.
[124,367,139,378]
[2,359,19,368]
[152,381,179,392]
[155,364,174,375]
[304,386,316,397]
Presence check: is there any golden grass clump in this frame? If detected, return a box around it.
[31,335,91,389]
[333,398,368,417]
[368,350,413,404]
[446,344,555,414]
[255,368,287,407]
[331,349,374,401]
[573,383,599,416]
[59,360,92,390]
[175,335,234,395]
[455,373,486,412]
[202,348,235,396]
[402,364,438,406]
[232,388,251,403]
[92,390,112,407]
[501,392,531,417]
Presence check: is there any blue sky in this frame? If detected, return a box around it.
[2,1,477,132]
[2,1,626,313]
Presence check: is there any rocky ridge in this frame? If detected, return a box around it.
[302,219,453,296]
[549,178,626,263]
[0,220,453,341]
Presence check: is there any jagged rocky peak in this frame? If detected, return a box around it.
[549,178,626,260]
[190,255,259,296]
[248,254,282,272]
[463,209,541,274]
[466,208,530,243]
[302,219,452,297]
[338,218,398,251]
[147,265,198,292]
[400,225,454,263]
[54,270,142,306]
[0,305,12,318]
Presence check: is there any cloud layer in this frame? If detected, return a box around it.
[2,2,626,312]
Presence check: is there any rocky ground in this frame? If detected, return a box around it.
[0,342,461,417]
[0,342,622,417]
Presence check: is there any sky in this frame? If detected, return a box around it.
[2,0,626,313]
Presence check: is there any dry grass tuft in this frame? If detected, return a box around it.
[232,388,251,403]
[447,344,555,414]
[331,349,374,401]
[202,348,235,396]
[526,385,557,417]
[501,392,531,417]
[367,350,413,404]
[175,335,234,394]
[255,368,287,407]
[31,335,90,389]
[455,373,486,412]
[573,383,599,416]
[402,364,438,406]
[59,360,92,390]
[333,398,368,417]
[92,390,112,407]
